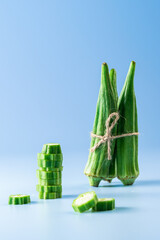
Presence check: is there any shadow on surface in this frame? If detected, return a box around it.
[115,206,137,213]
[100,183,123,188]
[75,207,136,215]
[30,201,40,204]
[62,194,79,199]
[99,179,160,188]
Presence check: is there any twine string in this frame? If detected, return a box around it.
[90,112,139,160]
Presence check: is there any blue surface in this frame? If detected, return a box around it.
[0,152,160,240]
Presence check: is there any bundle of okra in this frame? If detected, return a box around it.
[36,143,63,199]
[84,61,139,187]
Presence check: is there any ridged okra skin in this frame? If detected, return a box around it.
[36,184,62,193]
[117,61,139,185]
[105,69,119,183]
[8,195,31,205]
[84,63,117,186]
[110,69,118,105]
[42,143,62,154]
[92,198,115,211]
[72,191,98,213]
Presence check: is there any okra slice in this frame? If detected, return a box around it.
[36,184,62,193]
[72,191,98,213]
[56,192,62,198]
[42,143,62,154]
[92,198,115,211]
[38,159,63,168]
[8,194,30,205]
[39,166,63,172]
[37,153,63,161]
[36,170,62,179]
[38,178,62,186]
[39,192,57,199]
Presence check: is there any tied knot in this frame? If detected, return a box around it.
[90,112,139,160]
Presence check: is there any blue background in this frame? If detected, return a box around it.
[0,0,159,155]
[0,1,160,240]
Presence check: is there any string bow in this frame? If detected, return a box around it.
[90,112,139,160]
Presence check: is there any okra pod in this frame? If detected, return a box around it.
[84,63,117,186]
[110,69,118,105]
[105,69,118,182]
[117,61,139,185]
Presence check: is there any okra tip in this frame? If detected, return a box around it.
[88,176,101,187]
[109,68,116,78]
[101,62,109,73]
[131,61,136,66]
[120,178,136,186]
[110,68,116,73]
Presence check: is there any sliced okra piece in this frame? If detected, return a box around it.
[37,159,63,168]
[8,194,31,205]
[72,191,98,213]
[38,178,62,186]
[36,184,62,193]
[37,153,63,161]
[42,143,62,154]
[39,166,63,172]
[36,169,62,179]
[92,198,115,211]
[39,192,57,199]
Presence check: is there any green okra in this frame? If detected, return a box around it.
[39,167,63,172]
[56,192,62,198]
[84,63,117,187]
[37,153,63,161]
[72,191,98,213]
[105,69,118,183]
[110,69,118,105]
[39,192,61,199]
[39,192,57,199]
[92,198,115,211]
[117,61,139,185]
[36,184,62,193]
[38,178,62,186]
[36,169,62,179]
[42,143,62,154]
[37,159,63,169]
[8,194,30,205]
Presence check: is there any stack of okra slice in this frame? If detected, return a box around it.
[36,143,63,199]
